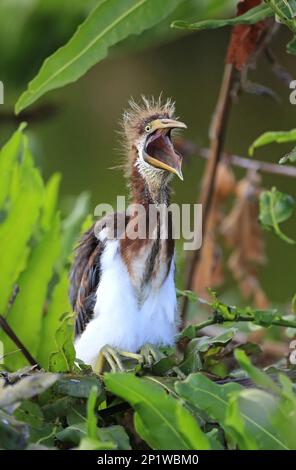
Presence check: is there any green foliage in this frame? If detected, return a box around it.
[171,2,273,30]
[279,147,296,165]
[15,0,186,114]
[0,126,90,371]
[105,373,210,450]
[259,188,295,245]
[49,313,76,373]
[249,128,296,156]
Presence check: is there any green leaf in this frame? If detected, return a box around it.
[259,188,295,244]
[1,214,61,370]
[15,0,185,114]
[0,134,44,314]
[49,313,76,372]
[105,373,210,450]
[37,269,71,369]
[234,349,280,394]
[176,373,242,425]
[0,409,28,450]
[0,123,27,209]
[76,385,117,450]
[61,191,90,265]
[287,35,296,54]
[176,373,290,450]
[86,386,98,440]
[171,2,273,30]
[226,388,289,450]
[53,374,104,400]
[225,393,258,450]
[41,173,61,231]
[249,129,296,156]
[279,146,296,164]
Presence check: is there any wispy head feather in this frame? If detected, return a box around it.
[121,95,176,146]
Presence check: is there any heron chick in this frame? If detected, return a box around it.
[70,96,187,373]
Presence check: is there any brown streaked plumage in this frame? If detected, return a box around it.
[70,96,187,370]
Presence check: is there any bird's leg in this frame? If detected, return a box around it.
[94,344,166,375]
[94,345,124,374]
[94,345,144,374]
[140,343,164,366]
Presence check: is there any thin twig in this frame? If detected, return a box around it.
[181,63,236,326]
[188,313,296,335]
[198,147,296,178]
[0,315,41,369]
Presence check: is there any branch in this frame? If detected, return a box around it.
[0,315,40,368]
[181,63,236,325]
[198,147,296,178]
[188,313,296,336]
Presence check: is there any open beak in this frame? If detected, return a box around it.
[144,118,187,180]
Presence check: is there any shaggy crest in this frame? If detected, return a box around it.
[121,95,176,146]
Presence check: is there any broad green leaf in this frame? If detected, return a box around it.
[259,188,295,244]
[105,373,210,450]
[41,173,61,231]
[225,393,258,450]
[249,129,296,156]
[15,0,185,114]
[0,135,44,314]
[279,146,296,164]
[234,349,280,394]
[1,214,61,370]
[53,374,104,399]
[171,2,273,30]
[175,373,242,424]
[226,389,289,450]
[37,269,71,369]
[0,123,27,209]
[49,313,76,372]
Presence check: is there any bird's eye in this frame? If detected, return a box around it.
[145,124,151,133]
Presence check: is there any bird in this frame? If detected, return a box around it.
[69,96,187,373]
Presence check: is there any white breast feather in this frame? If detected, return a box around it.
[74,236,178,368]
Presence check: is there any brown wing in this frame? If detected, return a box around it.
[69,225,105,337]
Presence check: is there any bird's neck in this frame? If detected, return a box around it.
[128,155,171,207]
[129,166,170,206]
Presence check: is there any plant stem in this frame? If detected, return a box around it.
[198,147,296,178]
[191,313,296,334]
[0,315,40,368]
[181,63,235,326]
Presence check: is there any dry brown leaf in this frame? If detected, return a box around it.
[193,161,236,296]
[221,171,268,308]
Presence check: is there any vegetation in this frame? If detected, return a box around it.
[0,0,296,451]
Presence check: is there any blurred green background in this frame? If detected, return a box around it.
[0,0,295,304]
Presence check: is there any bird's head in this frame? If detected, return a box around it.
[122,96,187,183]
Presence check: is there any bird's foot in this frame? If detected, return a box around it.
[94,345,144,375]
[139,343,164,367]
[94,343,164,374]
